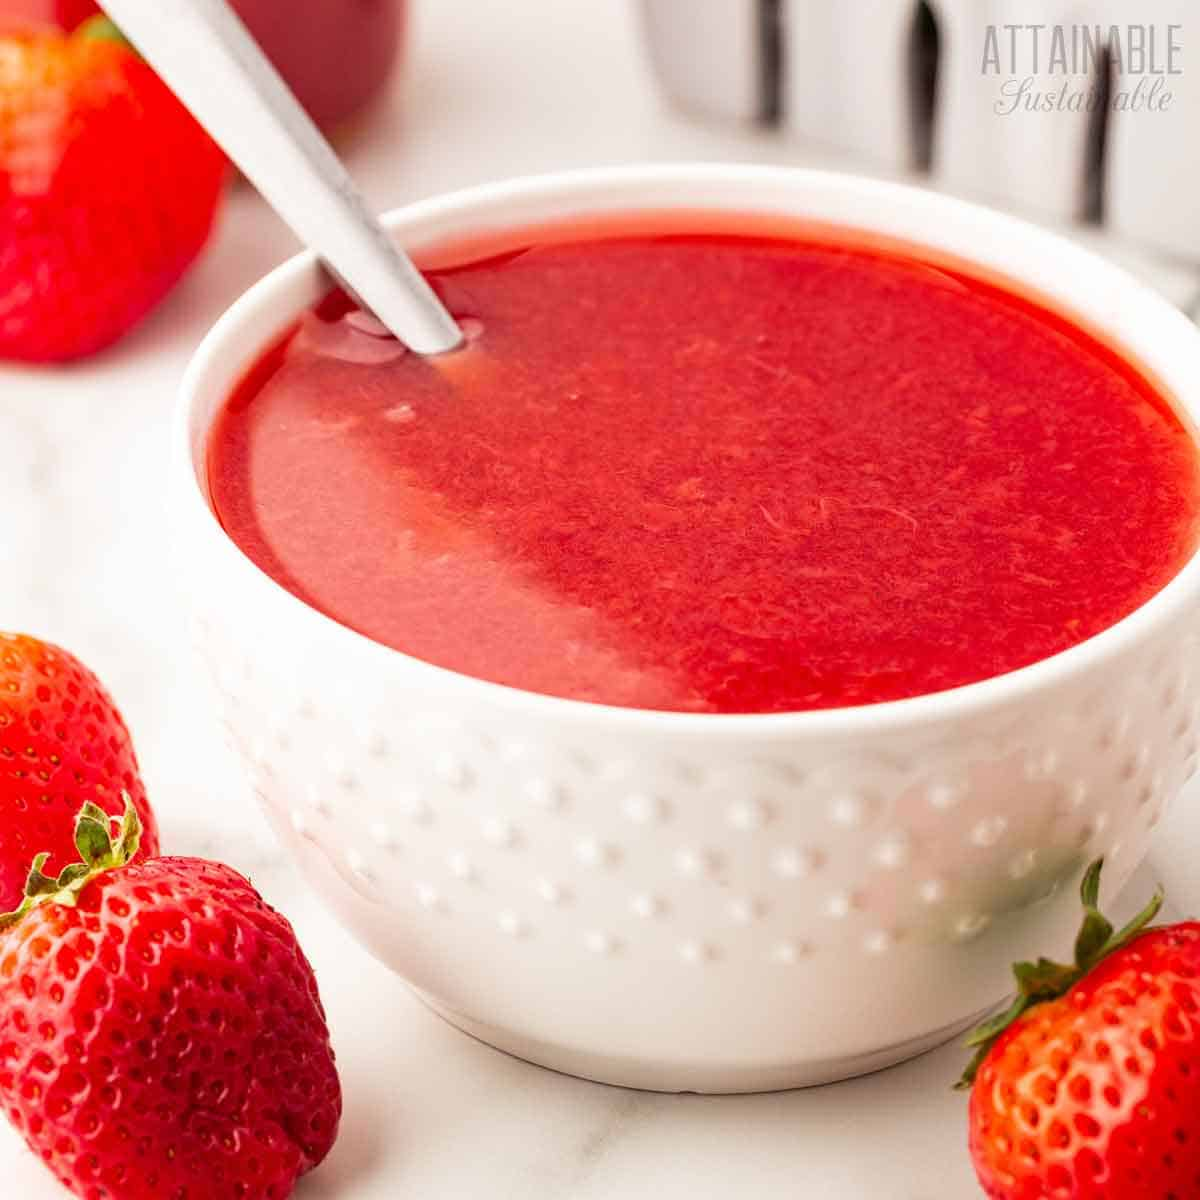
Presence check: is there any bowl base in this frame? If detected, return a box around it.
[417,994,987,1094]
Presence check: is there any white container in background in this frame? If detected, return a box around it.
[784,0,922,171]
[639,0,763,123]
[638,2,1200,260]
[1106,0,1199,258]
[930,0,1099,220]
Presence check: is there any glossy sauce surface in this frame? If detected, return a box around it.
[208,220,1200,713]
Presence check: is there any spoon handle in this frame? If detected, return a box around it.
[99,0,463,355]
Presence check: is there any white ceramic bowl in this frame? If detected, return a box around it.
[175,165,1200,1093]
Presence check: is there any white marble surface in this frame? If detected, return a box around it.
[4,2,1200,1196]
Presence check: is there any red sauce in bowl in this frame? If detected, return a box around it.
[207,218,1200,713]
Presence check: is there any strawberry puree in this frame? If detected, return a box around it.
[208,219,1200,713]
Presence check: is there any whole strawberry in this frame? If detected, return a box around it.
[0,17,226,361]
[0,632,159,911]
[962,860,1200,1199]
[0,800,341,1198]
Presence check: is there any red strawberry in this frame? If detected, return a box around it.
[0,1,101,30]
[961,859,1200,1198]
[0,632,159,911]
[0,17,226,361]
[0,799,342,1199]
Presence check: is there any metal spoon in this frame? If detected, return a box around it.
[99,0,463,356]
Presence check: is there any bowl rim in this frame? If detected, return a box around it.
[175,162,1200,739]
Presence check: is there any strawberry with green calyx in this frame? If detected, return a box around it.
[0,795,142,929]
[0,799,341,1200]
[0,16,226,361]
[0,631,160,912]
[961,859,1200,1199]
[959,858,1164,1088]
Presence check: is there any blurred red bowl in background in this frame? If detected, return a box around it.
[235,0,403,129]
[1,0,403,129]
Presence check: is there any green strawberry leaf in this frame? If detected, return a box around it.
[1013,957,1078,1000]
[55,863,92,890]
[1073,858,1115,969]
[75,808,115,868]
[112,800,143,865]
[1108,889,1165,949]
[0,795,144,932]
[23,854,59,899]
